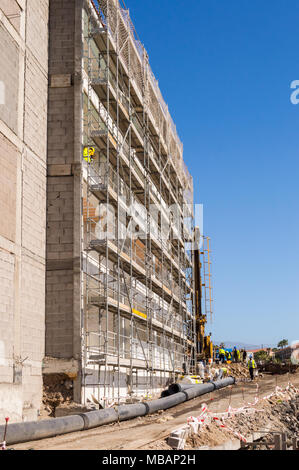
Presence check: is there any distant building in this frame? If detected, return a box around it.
[247,348,274,359]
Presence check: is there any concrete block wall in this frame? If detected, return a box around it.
[0,0,49,422]
[0,250,15,384]
[46,269,74,357]
[0,134,18,242]
[0,22,19,134]
[46,0,83,401]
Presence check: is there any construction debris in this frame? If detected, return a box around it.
[41,373,74,418]
[166,382,299,450]
[196,362,250,382]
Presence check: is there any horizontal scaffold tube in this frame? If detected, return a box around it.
[0,378,235,445]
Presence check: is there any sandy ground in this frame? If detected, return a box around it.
[13,371,299,450]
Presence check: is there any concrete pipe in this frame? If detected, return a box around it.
[117,403,148,421]
[78,408,118,430]
[211,377,235,390]
[168,377,235,395]
[1,415,85,446]
[182,383,216,400]
[0,377,236,445]
[168,383,202,394]
[145,392,187,414]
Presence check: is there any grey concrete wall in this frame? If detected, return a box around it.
[0,23,19,133]
[0,0,49,422]
[46,0,83,401]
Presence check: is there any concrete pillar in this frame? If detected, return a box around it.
[46,0,83,402]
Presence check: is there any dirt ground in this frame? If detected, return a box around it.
[13,370,299,450]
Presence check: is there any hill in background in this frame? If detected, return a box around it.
[214,341,275,350]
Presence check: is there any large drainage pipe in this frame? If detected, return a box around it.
[0,377,235,445]
[183,378,235,400]
[168,377,235,395]
[0,415,84,446]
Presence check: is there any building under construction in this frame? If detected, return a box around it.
[0,0,49,423]
[46,0,199,405]
[0,0,214,420]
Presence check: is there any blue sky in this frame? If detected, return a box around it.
[120,0,299,347]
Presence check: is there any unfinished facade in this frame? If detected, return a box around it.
[46,0,195,405]
[0,0,49,421]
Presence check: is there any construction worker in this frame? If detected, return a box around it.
[83,146,95,163]
[213,367,227,380]
[219,347,226,364]
[247,354,257,380]
[243,349,247,362]
[233,346,240,363]
[226,350,232,362]
[221,367,228,377]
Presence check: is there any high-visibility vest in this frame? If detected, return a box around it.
[219,349,225,355]
[248,359,256,369]
[83,147,95,163]
[237,350,240,359]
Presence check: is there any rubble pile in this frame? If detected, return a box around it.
[274,397,299,435]
[224,363,251,379]
[211,362,249,379]
[168,383,299,450]
[228,391,299,441]
[256,393,299,448]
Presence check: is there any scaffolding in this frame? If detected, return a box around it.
[81,0,196,405]
[201,236,214,324]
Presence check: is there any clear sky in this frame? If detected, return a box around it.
[119,0,299,346]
